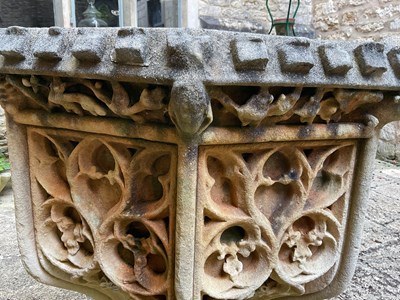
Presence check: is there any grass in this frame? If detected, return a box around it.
[0,154,10,172]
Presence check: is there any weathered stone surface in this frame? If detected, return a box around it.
[354,43,388,77]
[387,46,400,78]
[231,37,269,70]
[1,160,399,299]
[71,30,107,63]
[199,0,313,35]
[377,121,400,160]
[313,0,400,40]
[111,28,148,66]
[0,26,29,60]
[33,27,66,61]
[278,40,315,74]
[318,45,353,76]
[0,105,6,156]
[0,27,399,300]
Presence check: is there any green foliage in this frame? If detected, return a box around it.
[0,154,10,172]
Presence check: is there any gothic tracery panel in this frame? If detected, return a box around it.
[198,142,356,299]
[28,128,177,299]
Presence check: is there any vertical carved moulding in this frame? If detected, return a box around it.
[0,27,399,300]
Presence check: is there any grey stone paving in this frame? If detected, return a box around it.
[0,160,399,300]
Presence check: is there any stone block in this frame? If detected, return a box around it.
[111,28,148,66]
[0,26,29,60]
[33,27,66,61]
[231,37,269,70]
[355,43,388,77]
[318,45,353,76]
[71,30,106,63]
[167,32,210,69]
[278,39,315,74]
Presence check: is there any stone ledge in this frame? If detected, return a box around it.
[0,27,400,89]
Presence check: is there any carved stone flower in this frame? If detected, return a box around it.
[50,203,92,257]
[276,212,340,286]
[218,240,256,281]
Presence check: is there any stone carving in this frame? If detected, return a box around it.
[1,75,170,124]
[209,86,384,126]
[169,80,212,137]
[199,143,354,299]
[1,27,400,300]
[28,129,176,298]
[0,75,394,138]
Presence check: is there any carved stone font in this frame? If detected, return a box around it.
[0,27,399,300]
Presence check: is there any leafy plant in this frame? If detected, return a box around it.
[0,154,10,172]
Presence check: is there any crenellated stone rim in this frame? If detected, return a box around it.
[0,26,400,89]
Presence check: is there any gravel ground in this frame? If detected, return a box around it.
[0,160,399,300]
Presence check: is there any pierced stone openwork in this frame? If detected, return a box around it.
[1,27,399,300]
[198,142,354,299]
[28,128,176,299]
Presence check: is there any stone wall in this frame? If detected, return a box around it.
[377,122,400,161]
[312,0,400,161]
[313,0,400,40]
[199,0,312,33]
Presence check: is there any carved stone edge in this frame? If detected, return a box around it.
[0,27,400,89]
[4,109,383,300]
[276,135,379,300]
[5,116,114,300]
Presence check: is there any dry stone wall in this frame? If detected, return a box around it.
[313,0,400,40]
[312,0,400,161]
[199,0,312,33]
[377,122,400,161]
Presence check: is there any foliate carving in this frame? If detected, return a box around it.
[276,212,340,288]
[199,142,355,299]
[28,129,176,298]
[209,86,384,127]
[2,75,170,124]
[2,74,398,139]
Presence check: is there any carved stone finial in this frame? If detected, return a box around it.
[169,80,212,137]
